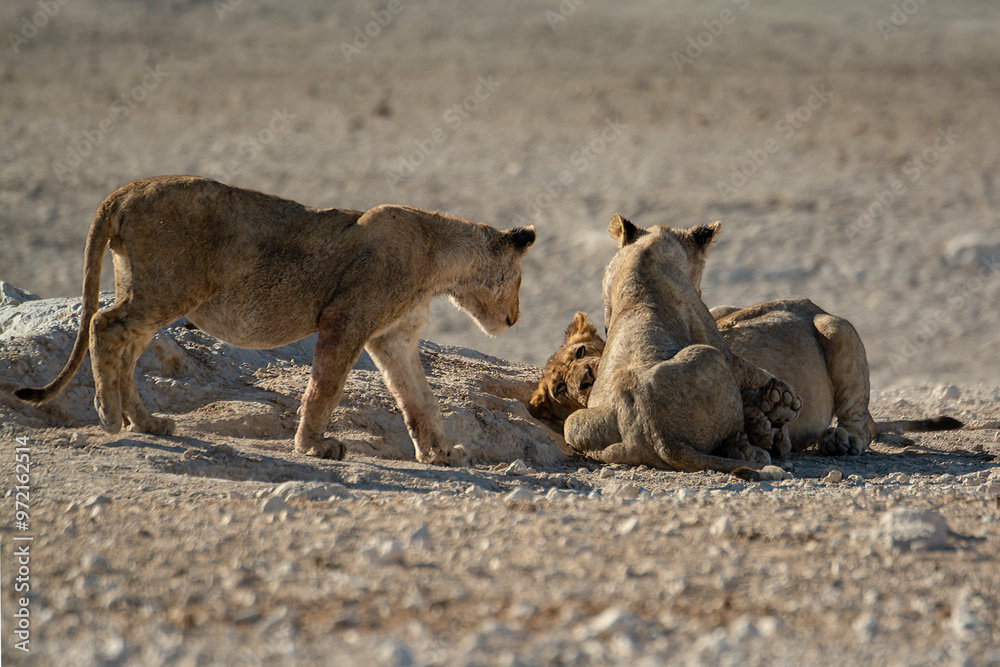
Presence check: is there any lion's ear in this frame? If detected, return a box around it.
[608,214,641,248]
[687,221,721,253]
[564,311,599,344]
[527,388,554,421]
[503,226,536,254]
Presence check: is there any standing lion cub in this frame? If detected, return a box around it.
[15,176,535,465]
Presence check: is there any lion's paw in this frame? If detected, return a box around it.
[127,414,176,436]
[755,378,801,427]
[817,427,864,456]
[417,444,470,467]
[295,436,346,460]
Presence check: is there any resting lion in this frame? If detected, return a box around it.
[532,308,962,457]
[560,214,800,480]
[15,175,535,465]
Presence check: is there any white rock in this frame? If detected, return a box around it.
[935,384,961,401]
[618,517,639,535]
[710,515,735,537]
[504,459,529,475]
[587,607,640,636]
[82,495,112,509]
[274,481,352,502]
[874,508,951,551]
[261,496,294,515]
[408,525,431,549]
[505,487,536,503]
[944,232,1000,268]
[822,466,843,483]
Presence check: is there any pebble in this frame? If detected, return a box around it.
[935,384,961,401]
[822,467,843,484]
[505,488,536,503]
[261,496,294,515]
[599,468,615,479]
[69,432,88,448]
[585,607,640,637]
[618,517,639,535]
[504,459,529,475]
[408,525,431,549]
[710,515,735,537]
[363,539,406,567]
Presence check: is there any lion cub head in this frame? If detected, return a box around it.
[449,226,536,336]
[527,312,605,427]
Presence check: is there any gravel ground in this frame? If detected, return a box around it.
[2,0,1000,664]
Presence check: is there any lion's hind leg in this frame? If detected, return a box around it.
[90,295,191,436]
[120,330,175,435]
[565,405,662,467]
[813,313,873,455]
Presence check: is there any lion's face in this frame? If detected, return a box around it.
[528,312,605,426]
[450,226,535,336]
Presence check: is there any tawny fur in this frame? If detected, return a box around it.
[14,175,535,465]
[561,215,798,480]
[535,307,962,458]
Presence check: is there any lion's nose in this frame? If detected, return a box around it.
[506,312,518,327]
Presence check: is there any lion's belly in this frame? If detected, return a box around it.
[187,296,318,349]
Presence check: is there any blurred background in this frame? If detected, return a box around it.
[2,0,998,386]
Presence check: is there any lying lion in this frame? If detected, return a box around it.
[558,214,800,479]
[15,175,535,465]
[531,307,961,457]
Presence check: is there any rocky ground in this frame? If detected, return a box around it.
[1,287,999,666]
[2,0,1000,664]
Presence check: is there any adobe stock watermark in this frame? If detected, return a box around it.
[672,0,751,72]
[214,0,246,21]
[716,83,832,201]
[846,126,960,245]
[6,0,75,54]
[887,254,998,372]
[511,117,628,226]
[545,0,587,31]
[211,108,296,183]
[877,0,930,39]
[340,0,409,63]
[383,75,501,191]
[51,65,171,182]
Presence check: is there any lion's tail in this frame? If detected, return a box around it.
[639,421,789,482]
[14,199,116,405]
[875,415,964,435]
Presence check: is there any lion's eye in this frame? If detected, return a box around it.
[555,382,568,396]
[574,345,586,360]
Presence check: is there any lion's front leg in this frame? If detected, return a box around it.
[295,312,365,460]
[365,308,467,467]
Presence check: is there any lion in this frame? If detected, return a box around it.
[532,307,962,457]
[14,175,535,466]
[527,311,604,429]
[560,214,800,480]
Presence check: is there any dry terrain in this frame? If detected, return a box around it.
[2,1,1000,665]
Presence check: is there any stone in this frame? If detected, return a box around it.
[710,515,735,537]
[618,517,639,535]
[505,487,536,503]
[822,466,843,483]
[874,508,951,552]
[504,459,529,475]
[261,496,294,515]
[274,481,352,502]
[935,384,961,401]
